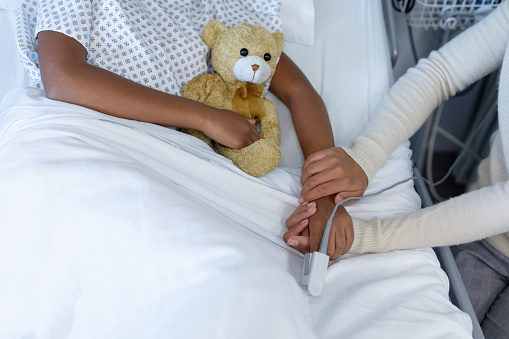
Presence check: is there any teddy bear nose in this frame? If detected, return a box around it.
[251,64,259,72]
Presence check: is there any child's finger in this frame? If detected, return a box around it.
[331,224,353,260]
[335,208,354,257]
[332,232,346,260]
[326,228,336,259]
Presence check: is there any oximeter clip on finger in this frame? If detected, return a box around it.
[301,251,329,296]
[300,192,395,297]
[300,202,343,297]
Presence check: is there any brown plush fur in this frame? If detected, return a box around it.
[180,20,284,177]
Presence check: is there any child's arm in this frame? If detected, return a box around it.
[270,53,354,258]
[269,53,333,158]
[38,31,259,150]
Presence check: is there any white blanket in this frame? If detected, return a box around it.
[0,87,472,338]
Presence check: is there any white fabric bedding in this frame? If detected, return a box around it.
[0,87,472,338]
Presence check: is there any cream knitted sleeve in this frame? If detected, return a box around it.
[349,181,509,253]
[342,1,509,181]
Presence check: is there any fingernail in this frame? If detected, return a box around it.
[288,239,299,247]
[300,197,306,204]
[300,220,307,225]
[306,202,314,207]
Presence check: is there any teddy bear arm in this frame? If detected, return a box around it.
[181,74,220,103]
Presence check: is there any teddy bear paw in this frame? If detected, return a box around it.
[219,139,281,177]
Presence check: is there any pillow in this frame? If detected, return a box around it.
[0,0,18,11]
[0,10,30,103]
[279,0,315,45]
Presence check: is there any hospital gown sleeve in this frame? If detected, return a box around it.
[36,0,93,55]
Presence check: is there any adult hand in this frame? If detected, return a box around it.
[300,147,368,205]
[202,109,259,149]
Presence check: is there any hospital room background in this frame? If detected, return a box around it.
[0,0,503,338]
[390,1,499,205]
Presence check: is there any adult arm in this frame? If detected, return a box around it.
[300,1,509,203]
[350,181,509,253]
[37,30,259,150]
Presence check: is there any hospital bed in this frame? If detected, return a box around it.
[0,0,475,338]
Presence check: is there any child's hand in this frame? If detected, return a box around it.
[284,196,354,260]
[202,109,259,149]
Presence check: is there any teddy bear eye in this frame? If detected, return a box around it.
[240,48,248,57]
[264,53,271,61]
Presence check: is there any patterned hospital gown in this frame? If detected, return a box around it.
[16,0,281,95]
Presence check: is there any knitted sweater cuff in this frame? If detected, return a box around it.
[341,136,387,182]
[349,218,379,254]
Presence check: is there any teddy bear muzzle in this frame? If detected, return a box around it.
[233,55,272,84]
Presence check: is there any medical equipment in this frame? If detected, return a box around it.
[392,0,416,13]
[301,250,329,296]
[407,0,503,30]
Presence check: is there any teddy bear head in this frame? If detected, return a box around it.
[202,20,284,86]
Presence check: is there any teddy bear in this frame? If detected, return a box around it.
[180,20,284,177]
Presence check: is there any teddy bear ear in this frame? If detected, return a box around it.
[272,32,284,57]
[202,20,228,48]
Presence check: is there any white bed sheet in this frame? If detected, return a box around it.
[0,88,471,338]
